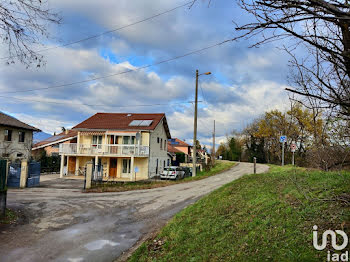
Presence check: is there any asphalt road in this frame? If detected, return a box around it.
[0,162,269,262]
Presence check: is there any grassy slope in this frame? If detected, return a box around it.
[87,160,236,193]
[130,165,350,262]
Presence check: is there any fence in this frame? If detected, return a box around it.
[6,161,41,188]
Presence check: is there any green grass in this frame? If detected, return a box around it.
[0,208,18,225]
[86,160,236,193]
[130,165,350,262]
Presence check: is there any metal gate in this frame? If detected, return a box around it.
[7,163,21,188]
[27,162,41,187]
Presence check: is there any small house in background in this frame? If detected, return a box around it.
[58,113,171,181]
[167,138,192,164]
[32,130,78,158]
[0,112,40,162]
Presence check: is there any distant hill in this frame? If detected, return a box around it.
[33,132,52,144]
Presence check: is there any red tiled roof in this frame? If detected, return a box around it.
[0,112,40,131]
[73,113,171,138]
[168,138,191,147]
[167,144,183,154]
[33,130,77,149]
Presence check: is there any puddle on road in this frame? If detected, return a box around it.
[84,239,120,251]
[68,258,84,262]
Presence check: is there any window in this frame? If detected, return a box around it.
[123,136,130,144]
[18,131,25,143]
[122,136,136,144]
[17,153,23,157]
[160,138,163,149]
[4,130,12,141]
[167,159,170,166]
[92,135,102,146]
[163,160,165,167]
[164,140,167,151]
[122,159,131,173]
[157,137,160,143]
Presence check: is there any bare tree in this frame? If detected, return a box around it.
[0,0,61,67]
[230,0,350,117]
[190,0,350,117]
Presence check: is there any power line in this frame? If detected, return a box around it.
[0,1,193,60]
[2,39,232,94]
[198,78,209,105]
[0,95,200,108]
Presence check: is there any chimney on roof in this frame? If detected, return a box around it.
[65,129,69,135]
[127,114,132,117]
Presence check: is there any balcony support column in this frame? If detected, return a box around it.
[130,156,135,181]
[66,156,70,176]
[60,154,65,178]
[95,155,99,178]
[77,132,80,154]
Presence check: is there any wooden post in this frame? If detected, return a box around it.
[253,157,257,174]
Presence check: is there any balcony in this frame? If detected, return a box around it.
[59,144,149,157]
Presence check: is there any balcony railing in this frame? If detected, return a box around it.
[59,144,149,157]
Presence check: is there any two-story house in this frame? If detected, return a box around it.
[0,112,40,161]
[59,113,171,181]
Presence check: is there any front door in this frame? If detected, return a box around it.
[68,157,76,175]
[109,158,117,178]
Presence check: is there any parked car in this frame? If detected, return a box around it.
[181,167,192,177]
[160,166,185,180]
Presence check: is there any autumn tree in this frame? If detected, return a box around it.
[242,103,325,164]
[0,0,61,67]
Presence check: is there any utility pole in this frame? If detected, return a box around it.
[193,70,199,177]
[212,120,215,165]
[193,70,211,177]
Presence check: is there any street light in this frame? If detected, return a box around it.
[193,69,211,177]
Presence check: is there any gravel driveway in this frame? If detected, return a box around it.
[0,162,268,262]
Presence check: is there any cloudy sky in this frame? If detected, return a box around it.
[0,0,293,148]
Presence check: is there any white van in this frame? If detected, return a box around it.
[160,167,185,180]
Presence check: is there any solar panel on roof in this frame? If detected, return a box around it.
[44,135,65,142]
[139,120,153,126]
[128,120,153,127]
[129,120,143,126]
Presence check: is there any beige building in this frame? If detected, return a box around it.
[59,113,171,181]
[0,112,40,161]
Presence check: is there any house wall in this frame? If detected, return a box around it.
[149,119,169,177]
[174,146,190,155]
[134,158,148,180]
[0,126,33,161]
